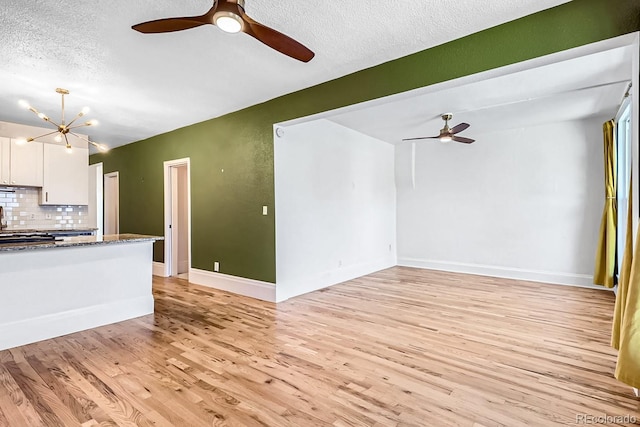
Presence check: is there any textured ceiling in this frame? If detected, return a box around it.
[0,0,569,151]
[323,45,633,144]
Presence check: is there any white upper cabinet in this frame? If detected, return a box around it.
[0,137,44,187]
[10,139,43,187]
[0,138,9,185]
[41,143,89,206]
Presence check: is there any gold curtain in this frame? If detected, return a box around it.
[594,120,617,288]
[612,182,632,349]
[613,194,640,388]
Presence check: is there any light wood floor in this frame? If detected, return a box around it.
[0,267,638,426]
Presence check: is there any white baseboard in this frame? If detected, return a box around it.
[397,258,605,290]
[189,268,276,302]
[276,256,396,302]
[0,296,154,351]
[153,262,168,277]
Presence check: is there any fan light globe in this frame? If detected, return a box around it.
[216,14,242,33]
[440,136,452,143]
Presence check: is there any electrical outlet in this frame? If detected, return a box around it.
[45,214,52,220]
[30,213,35,220]
[214,261,219,272]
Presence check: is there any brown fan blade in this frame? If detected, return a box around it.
[452,136,475,144]
[132,17,210,33]
[241,13,314,62]
[402,136,440,141]
[450,123,470,134]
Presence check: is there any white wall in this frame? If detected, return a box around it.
[275,119,397,302]
[396,117,607,287]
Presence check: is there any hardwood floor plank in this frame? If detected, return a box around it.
[1,268,639,426]
[0,362,47,426]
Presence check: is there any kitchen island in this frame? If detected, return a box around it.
[0,234,162,350]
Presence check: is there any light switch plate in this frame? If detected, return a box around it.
[262,206,268,215]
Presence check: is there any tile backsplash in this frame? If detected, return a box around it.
[0,187,88,230]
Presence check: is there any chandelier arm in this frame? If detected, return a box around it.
[69,131,87,141]
[63,133,72,149]
[66,111,86,128]
[69,132,108,152]
[67,122,90,131]
[28,130,62,142]
[70,132,108,152]
[45,117,61,128]
[26,106,40,116]
[27,106,60,127]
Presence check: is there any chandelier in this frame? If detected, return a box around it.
[18,88,108,153]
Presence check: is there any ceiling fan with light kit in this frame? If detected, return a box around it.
[403,113,475,144]
[132,0,315,62]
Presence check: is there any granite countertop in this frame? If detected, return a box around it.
[0,233,163,252]
[0,228,98,234]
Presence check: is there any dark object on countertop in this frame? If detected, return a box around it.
[0,233,61,245]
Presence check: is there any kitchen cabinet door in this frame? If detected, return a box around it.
[41,144,89,205]
[0,138,9,186]
[9,139,43,187]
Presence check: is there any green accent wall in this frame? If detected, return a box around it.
[91,0,640,283]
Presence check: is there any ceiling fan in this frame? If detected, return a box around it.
[403,114,475,144]
[132,0,315,62]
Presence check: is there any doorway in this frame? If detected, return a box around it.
[616,97,632,273]
[164,158,191,279]
[88,163,104,234]
[104,171,119,235]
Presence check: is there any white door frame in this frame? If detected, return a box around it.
[89,162,104,235]
[104,171,119,234]
[163,158,192,278]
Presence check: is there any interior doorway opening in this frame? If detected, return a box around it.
[88,163,104,234]
[616,95,632,275]
[164,158,191,279]
[104,171,119,235]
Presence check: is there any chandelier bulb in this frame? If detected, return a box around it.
[65,144,73,153]
[86,119,99,126]
[81,106,90,115]
[18,100,30,109]
[15,138,27,145]
[54,134,63,143]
